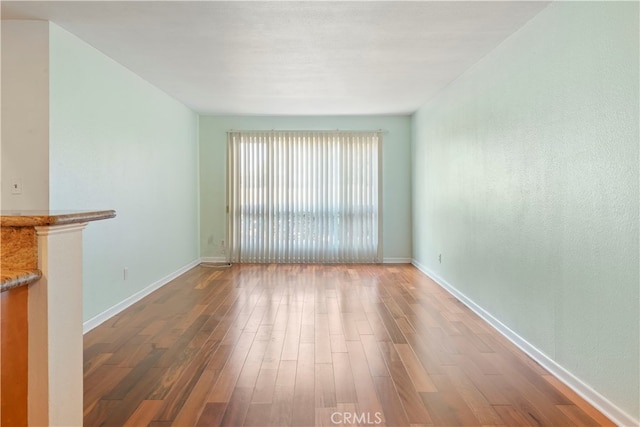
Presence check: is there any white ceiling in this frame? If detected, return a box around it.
[2,1,550,115]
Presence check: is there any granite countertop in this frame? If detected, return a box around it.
[1,210,116,227]
[1,210,115,291]
[0,269,42,293]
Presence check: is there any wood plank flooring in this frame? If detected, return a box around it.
[84,264,614,426]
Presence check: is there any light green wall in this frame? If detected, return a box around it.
[199,115,412,262]
[49,24,200,322]
[412,2,639,422]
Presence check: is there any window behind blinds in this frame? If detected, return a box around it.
[227,130,382,263]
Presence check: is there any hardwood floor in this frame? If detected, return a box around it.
[84,264,614,426]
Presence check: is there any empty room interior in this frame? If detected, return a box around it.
[0,1,638,426]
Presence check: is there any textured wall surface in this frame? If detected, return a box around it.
[199,115,412,262]
[412,2,639,422]
[49,24,200,322]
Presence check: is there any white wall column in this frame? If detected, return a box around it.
[29,223,87,427]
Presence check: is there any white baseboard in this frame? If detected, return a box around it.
[382,257,412,264]
[411,259,638,427]
[201,256,228,263]
[82,259,201,334]
[202,257,409,264]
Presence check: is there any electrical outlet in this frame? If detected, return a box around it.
[11,178,22,195]
[124,267,129,280]
[438,254,442,264]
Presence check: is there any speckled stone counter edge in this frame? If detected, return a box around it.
[0,270,42,293]
[0,210,116,291]
[0,210,116,227]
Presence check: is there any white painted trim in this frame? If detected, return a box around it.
[35,222,87,236]
[411,259,638,427]
[201,256,228,264]
[382,257,412,264]
[82,259,201,334]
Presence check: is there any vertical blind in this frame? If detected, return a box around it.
[227,130,382,263]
